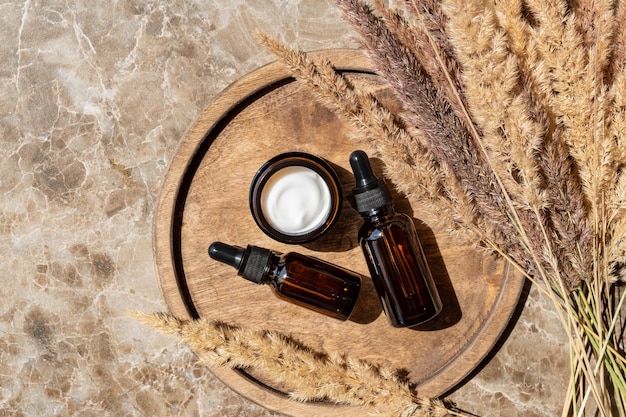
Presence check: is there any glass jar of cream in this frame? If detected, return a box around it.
[249,152,342,244]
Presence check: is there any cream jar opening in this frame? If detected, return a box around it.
[250,152,342,244]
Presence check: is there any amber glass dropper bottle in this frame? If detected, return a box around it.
[208,242,361,321]
[349,150,442,327]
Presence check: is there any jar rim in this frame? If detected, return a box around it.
[249,152,342,244]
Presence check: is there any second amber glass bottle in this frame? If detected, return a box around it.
[208,241,361,320]
[350,150,442,327]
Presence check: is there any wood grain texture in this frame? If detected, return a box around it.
[153,49,526,417]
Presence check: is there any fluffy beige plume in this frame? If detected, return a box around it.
[441,0,544,207]
[369,0,465,119]
[605,0,626,278]
[129,311,467,417]
[573,0,614,75]
[524,0,616,207]
[608,0,626,83]
[497,0,614,208]
[255,32,427,182]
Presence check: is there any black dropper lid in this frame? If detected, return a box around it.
[208,242,273,284]
[349,150,392,214]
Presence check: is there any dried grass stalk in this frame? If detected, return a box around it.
[369,0,465,119]
[573,0,614,75]
[527,0,617,208]
[442,0,538,203]
[130,311,468,417]
[607,0,626,83]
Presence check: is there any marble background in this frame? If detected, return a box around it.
[0,1,569,416]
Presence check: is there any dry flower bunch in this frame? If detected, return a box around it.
[256,0,626,415]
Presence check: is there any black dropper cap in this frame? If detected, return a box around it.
[208,242,273,284]
[349,150,392,214]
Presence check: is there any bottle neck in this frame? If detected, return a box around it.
[362,204,396,223]
[262,254,281,283]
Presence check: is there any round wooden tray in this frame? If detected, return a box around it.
[154,49,525,416]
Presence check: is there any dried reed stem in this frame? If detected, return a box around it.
[539,130,593,288]
[443,0,543,203]
[572,0,614,76]
[370,0,465,119]
[527,0,617,210]
[405,0,451,51]
[496,0,609,209]
[130,311,466,417]
[607,0,626,83]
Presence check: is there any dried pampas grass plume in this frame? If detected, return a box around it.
[129,311,470,417]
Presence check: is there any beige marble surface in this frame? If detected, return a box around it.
[0,1,569,416]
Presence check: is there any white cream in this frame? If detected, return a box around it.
[260,165,332,235]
